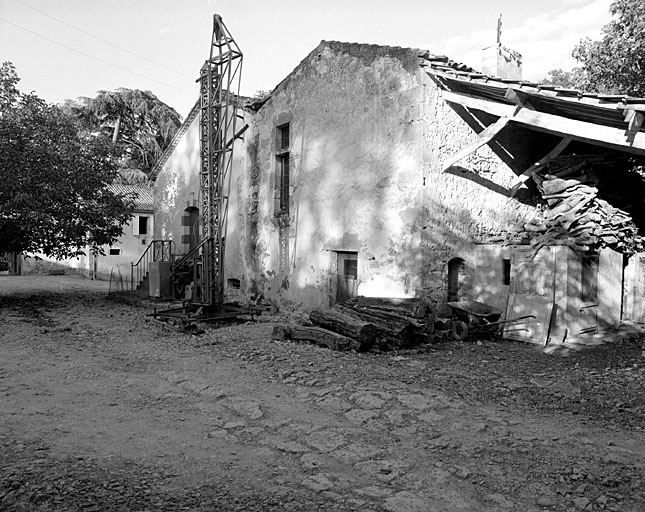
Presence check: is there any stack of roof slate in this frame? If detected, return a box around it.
[520,155,645,255]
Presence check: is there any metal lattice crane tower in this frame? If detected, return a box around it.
[198,14,243,307]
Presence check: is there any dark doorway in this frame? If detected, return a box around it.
[447,257,466,302]
[336,251,358,303]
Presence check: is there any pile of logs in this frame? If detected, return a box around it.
[515,155,645,254]
[272,297,436,352]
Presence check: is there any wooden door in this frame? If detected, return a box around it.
[504,247,556,344]
[336,252,358,303]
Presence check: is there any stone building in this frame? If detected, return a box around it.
[152,40,645,341]
[153,41,537,308]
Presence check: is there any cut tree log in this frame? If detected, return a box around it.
[309,308,376,351]
[289,325,362,352]
[344,296,429,318]
[335,304,417,350]
[271,325,291,340]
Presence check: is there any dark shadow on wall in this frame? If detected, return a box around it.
[444,165,534,204]
[261,118,532,305]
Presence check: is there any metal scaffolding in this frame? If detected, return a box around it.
[197,14,243,307]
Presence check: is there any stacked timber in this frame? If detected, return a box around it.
[309,308,377,351]
[515,155,645,255]
[338,297,435,351]
[271,325,363,352]
[273,297,435,353]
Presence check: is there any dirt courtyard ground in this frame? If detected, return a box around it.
[1,275,644,511]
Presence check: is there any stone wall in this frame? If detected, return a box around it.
[245,42,536,309]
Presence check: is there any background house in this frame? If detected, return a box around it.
[21,184,154,285]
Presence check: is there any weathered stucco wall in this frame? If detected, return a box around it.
[246,42,536,309]
[21,212,153,283]
[154,112,201,244]
[153,109,250,296]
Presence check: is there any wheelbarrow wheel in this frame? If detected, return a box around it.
[451,320,468,341]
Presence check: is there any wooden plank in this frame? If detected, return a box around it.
[441,116,510,170]
[441,89,645,155]
[505,88,536,110]
[509,137,572,197]
[627,112,644,143]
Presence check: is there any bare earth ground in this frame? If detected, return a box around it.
[1,275,644,512]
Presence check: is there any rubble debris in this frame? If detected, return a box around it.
[500,155,645,254]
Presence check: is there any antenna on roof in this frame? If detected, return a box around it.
[496,13,502,45]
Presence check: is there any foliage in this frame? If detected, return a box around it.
[0,62,20,111]
[252,90,272,101]
[542,0,645,96]
[540,68,585,90]
[0,62,135,259]
[114,168,152,186]
[69,88,182,175]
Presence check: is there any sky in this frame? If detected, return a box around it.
[0,0,613,119]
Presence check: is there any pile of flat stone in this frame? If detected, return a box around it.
[517,155,645,255]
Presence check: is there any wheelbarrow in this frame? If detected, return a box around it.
[442,300,535,341]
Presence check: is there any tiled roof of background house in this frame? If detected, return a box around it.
[107,184,154,213]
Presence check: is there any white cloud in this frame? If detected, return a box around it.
[429,0,612,81]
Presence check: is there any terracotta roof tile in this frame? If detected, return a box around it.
[107,184,154,212]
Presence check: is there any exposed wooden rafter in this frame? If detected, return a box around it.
[508,137,572,197]
[441,89,645,156]
[441,116,511,170]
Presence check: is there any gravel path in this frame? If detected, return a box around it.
[1,275,644,511]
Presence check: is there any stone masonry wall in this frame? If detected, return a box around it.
[246,42,536,309]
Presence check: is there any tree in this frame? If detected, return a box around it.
[543,0,645,95]
[540,68,585,90]
[71,88,182,175]
[572,0,645,96]
[0,62,135,259]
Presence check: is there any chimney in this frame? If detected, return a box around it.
[481,14,522,80]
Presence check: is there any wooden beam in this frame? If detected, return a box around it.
[442,116,510,170]
[508,137,572,197]
[505,88,536,110]
[441,89,645,156]
[626,111,644,143]
[442,90,515,118]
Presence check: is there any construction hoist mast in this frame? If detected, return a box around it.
[198,14,243,308]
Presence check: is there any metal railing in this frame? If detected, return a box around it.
[130,240,174,291]
[171,238,208,271]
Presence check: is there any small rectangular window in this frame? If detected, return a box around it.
[275,123,291,216]
[581,253,599,303]
[109,248,121,256]
[138,216,149,235]
[503,258,511,286]
[277,123,289,153]
[344,259,358,279]
[278,155,290,213]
